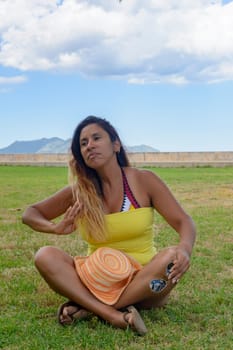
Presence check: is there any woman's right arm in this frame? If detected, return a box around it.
[22,186,77,234]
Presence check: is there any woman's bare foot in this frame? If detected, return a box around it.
[57,301,91,325]
[124,306,147,336]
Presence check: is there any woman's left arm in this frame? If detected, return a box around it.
[144,170,196,281]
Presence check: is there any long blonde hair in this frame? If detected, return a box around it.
[69,116,130,241]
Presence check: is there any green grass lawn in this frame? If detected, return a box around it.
[0,165,232,350]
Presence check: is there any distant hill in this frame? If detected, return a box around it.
[0,138,159,154]
[126,145,159,153]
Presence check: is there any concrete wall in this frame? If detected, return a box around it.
[0,152,232,167]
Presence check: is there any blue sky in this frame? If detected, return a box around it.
[0,0,233,152]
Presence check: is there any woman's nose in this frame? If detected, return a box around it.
[87,139,94,149]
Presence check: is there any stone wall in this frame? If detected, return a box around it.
[128,151,233,167]
[0,152,232,167]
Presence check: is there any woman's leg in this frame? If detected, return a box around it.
[114,246,178,310]
[34,246,135,330]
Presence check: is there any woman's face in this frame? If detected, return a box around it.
[79,123,120,169]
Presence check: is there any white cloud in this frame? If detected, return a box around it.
[0,0,233,84]
[0,75,27,84]
[0,74,27,93]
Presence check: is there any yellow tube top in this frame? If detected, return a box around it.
[79,207,157,266]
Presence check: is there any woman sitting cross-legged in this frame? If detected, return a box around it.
[22,115,196,336]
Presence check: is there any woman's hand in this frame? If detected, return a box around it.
[53,201,82,235]
[168,245,191,284]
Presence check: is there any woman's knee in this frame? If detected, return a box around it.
[34,246,74,273]
[34,246,60,272]
[143,246,177,284]
[152,246,176,265]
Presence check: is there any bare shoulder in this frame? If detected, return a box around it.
[123,167,164,206]
[124,167,161,185]
[124,167,190,224]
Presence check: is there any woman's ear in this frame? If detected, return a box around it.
[113,139,121,153]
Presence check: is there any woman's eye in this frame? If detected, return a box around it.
[94,136,100,141]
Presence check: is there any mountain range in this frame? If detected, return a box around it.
[0,138,159,154]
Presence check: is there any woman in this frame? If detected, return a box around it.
[22,116,196,336]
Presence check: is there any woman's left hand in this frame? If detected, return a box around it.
[168,246,191,284]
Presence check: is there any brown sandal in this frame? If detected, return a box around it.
[124,305,147,336]
[57,301,91,326]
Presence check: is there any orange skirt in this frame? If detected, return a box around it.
[74,247,142,305]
